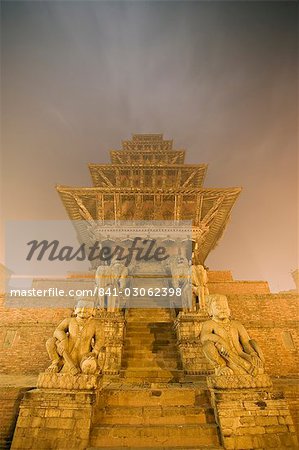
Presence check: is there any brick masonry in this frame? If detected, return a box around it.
[11,389,95,450]
[0,270,298,448]
[210,388,298,449]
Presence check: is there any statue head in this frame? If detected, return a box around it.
[207,294,230,320]
[177,256,188,265]
[74,298,95,319]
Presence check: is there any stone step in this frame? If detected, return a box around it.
[91,447,222,449]
[101,387,200,407]
[126,323,174,330]
[123,350,179,357]
[125,329,175,335]
[124,337,177,346]
[124,323,175,330]
[124,334,177,341]
[126,313,174,317]
[89,423,220,448]
[96,405,215,425]
[127,300,172,307]
[121,369,184,382]
[128,320,176,330]
[123,347,178,355]
[122,361,180,370]
[127,303,174,310]
[127,316,173,323]
[125,333,176,345]
[123,346,178,354]
[125,328,175,335]
[124,343,178,352]
[122,351,180,358]
[127,309,173,317]
[122,354,179,362]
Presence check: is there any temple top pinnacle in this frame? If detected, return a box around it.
[122,134,173,152]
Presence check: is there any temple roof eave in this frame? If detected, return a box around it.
[56,185,241,195]
[56,185,241,263]
[88,163,208,188]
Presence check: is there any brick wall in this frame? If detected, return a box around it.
[0,271,298,446]
[0,288,298,378]
[0,296,72,375]
[227,294,299,377]
[206,271,233,282]
[274,380,299,437]
[209,281,270,295]
[0,386,32,449]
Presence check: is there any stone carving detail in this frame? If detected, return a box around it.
[45,298,105,378]
[190,263,209,311]
[207,373,272,389]
[169,256,191,311]
[174,310,213,375]
[170,256,209,312]
[95,258,128,311]
[201,294,270,387]
[37,372,100,390]
[96,310,125,375]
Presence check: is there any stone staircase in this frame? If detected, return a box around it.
[89,383,221,448]
[89,307,222,448]
[121,308,182,382]
[89,262,222,448]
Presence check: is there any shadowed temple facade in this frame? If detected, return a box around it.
[1,135,298,449]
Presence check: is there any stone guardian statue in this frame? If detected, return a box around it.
[95,258,128,312]
[46,298,105,375]
[200,294,264,377]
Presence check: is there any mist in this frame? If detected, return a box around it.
[1,1,297,291]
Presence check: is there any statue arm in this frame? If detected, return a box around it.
[53,318,70,342]
[93,325,106,356]
[249,339,265,363]
[237,322,264,365]
[200,323,227,348]
[237,322,256,354]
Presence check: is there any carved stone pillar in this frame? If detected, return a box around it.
[96,310,125,376]
[174,311,213,375]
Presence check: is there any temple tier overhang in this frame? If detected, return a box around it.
[56,186,241,264]
[56,134,241,264]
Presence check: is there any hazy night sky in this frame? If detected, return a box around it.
[1,1,298,291]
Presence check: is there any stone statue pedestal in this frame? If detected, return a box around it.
[208,374,298,449]
[11,376,99,450]
[37,372,101,390]
[174,310,214,375]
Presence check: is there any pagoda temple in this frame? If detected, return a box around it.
[57,134,241,264]
[7,135,298,450]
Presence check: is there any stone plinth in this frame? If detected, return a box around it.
[174,311,213,375]
[11,388,96,449]
[207,373,273,390]
[37,372,100,390]
[208,375,299,449]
